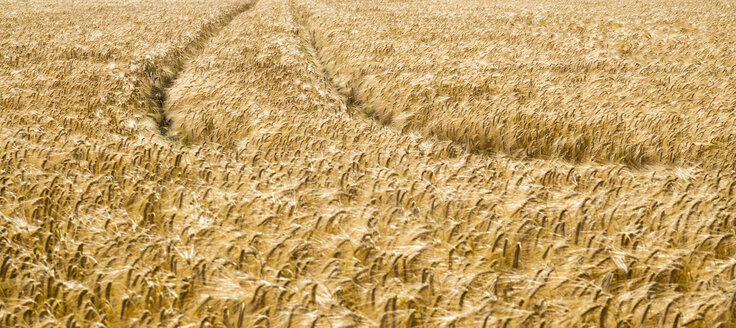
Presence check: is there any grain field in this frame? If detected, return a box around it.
[1,0,736,327]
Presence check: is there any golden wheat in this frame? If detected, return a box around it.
[1,0,736,327]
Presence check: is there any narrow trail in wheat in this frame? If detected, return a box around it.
[289,2,648,170]
[290,2,365,117]
[288,0,733,171]
[290,3,489,165]
[146,0,257,139]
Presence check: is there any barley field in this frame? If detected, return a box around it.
[2,0,736,327]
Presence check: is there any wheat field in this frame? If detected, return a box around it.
[1,0,736,327]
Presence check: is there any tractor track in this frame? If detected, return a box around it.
[143,0,258,140]
[289,1,489,158]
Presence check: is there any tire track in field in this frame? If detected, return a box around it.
[289,2,492,157]
[288,2,697,170]
[143,0,257,140]
[290,2,387,120]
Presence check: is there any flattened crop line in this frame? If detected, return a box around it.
[289,2,479,155]
[142,0,257,140]
[290,1,366,119]
[288,3,689,170]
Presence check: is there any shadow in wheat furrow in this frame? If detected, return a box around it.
[288,2,551,163]
[141,0,258,139]
[286,1,716,171]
